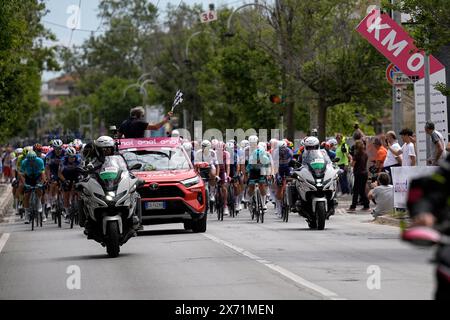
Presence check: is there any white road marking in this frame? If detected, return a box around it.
[203,233,344,300]
[0,233,10,254]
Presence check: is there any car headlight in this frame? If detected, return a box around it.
[181,176,200,188]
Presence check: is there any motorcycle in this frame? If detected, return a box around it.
[76,155,144,257]
[291,150,340,230]
[402,225,450,300]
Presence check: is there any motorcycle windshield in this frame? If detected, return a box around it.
[302,150,330,177]
[98,156,128,186]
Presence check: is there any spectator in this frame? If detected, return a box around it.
[425,121,446,165]
[2,145,13,184]
[118,107,173,139]
[352,123,365,143]
[388,128,416,166]
[368,172,394,218]
[349,131,363,158]
[372,137,387,173]
[347,140,370,212]
[335,133,351,195]
[383,131,402,179]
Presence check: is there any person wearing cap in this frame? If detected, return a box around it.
[425,121,446,165]
[388,128,416,166]
[117,106,173,139]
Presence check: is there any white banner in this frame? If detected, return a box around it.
[414,68,448,166]
[391,166,437,208]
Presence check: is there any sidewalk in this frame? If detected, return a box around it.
[0,184,13,223]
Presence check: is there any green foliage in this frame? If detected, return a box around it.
[327,103,377,137]
[0,0,58,143]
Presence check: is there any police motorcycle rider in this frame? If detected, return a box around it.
[79,136,142,237]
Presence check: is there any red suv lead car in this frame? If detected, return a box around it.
[118,137,207,232]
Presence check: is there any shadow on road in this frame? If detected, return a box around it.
[137,229,191,237]
[54,253,134,261]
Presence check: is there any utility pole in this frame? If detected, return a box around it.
[391,1,403,137]
[424,54,431,162]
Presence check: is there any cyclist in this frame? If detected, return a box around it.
[246,147,271,212]
[182,141,194,162]
[215,141,231,215]
[226,140,243,212]
[19,151,46,223]
[45,139,66,213]
[272,140,294,217]
[11,148,23,213]
[194,140,219,203]
[58,147,82,223]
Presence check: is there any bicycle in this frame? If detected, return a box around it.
[249,183,264,223]
[215,178,224,221]
[25,184,44,231]
[55,185,64,228]
[198,165,213,215]
[279,176,293,223]
[69,189,80,229]
[227,178,237,218]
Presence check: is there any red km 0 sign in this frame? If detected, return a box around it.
[356,9,445,79]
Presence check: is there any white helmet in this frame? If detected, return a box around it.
[171,129,180,137]
[240,139,249,149]
[51,139,63,148]
[248,135,258,146]
[304,136,320,150]
[258,142,267,151]
[15,148,23,155]
[211,139,219,149]
[201,140,211,149]
[94,136,115,158]
[328,138,338,147]
[182,141,192,151]
[66,147,77,156]
[278,140,287,148]
[226,141,234,150]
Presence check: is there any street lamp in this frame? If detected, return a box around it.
[184,30,217,65]
[225,2,273,37]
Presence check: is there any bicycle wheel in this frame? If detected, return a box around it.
[255,189,261,223]
[256,189,264,223]
[31,211,35,231]
[227,184,235,218]
[283,190,289,223]
[56,194,62,228]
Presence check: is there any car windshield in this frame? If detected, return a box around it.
[302,150,331,169]
[122,147,191,171]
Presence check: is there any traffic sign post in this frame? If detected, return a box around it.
[200,10,217,23]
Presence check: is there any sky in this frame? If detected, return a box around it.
[42,0,253,81]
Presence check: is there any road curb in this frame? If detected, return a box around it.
[0,185,13,219]
[374,215,410,228]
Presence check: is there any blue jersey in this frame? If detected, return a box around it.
[60,155,82,172]
[21,158,45,178]
[45,150,66,174]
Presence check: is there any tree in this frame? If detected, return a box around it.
[0,0,58,143]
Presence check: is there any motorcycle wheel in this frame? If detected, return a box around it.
[106,222,120,258]
[316,202,326,230]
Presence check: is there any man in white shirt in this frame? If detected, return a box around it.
[425,121,446,165]
[383,131,402,178]
[388,128,416,166]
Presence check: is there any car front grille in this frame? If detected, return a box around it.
[138,185,185,199]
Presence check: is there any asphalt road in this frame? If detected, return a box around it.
[0,197,435,300]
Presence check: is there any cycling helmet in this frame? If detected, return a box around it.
[182,142,192,151]
[248,135,259,146]
[15,148,23,155]
[211,139,219,150]
[171,129,180,137]
[66,147,77,157]
[278,140,287,148]
[51,139,63,148]
[94,136,115,158]
[258,142,267,151]
[226,141,234,150]
[284,139,294,149]
[26,151,37,160]
[22,146,33,157]
[240,139,249,149]
[328,138,338,147]
[201,140,211,149]
[33,143,43,153]
[304,136,320,150]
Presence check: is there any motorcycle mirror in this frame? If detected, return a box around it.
[402,227,441,247]
[130,163,142,171]
[136,179,146,188]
